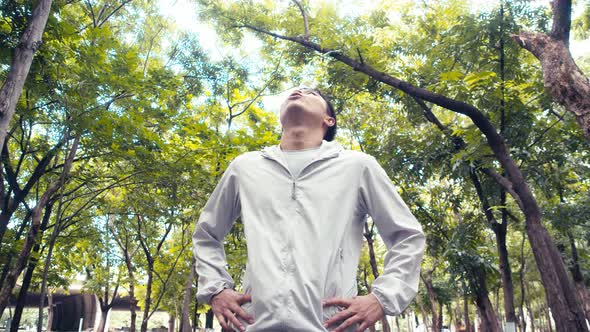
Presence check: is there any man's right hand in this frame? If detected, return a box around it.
[210,288,255,331]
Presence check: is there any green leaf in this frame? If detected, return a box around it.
[463,71,496,89]
[440,71,464,81]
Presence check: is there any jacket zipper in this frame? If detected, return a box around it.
[338,247,345,297]
[291,181,296,199]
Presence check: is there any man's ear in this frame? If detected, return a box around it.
[324,117,335,127]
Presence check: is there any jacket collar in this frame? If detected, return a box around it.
[260,139,343,170]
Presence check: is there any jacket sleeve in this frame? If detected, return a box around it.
[193,158,241,304]
[358,155,426,316]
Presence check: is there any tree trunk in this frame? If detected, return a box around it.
[494,220,517,326]
[0,243,12,289]
[140,265,153,332]
[420,272,440,332]
[566,231,590,321]
[544,302,553,332]
[205,309,214,329]
[129,282,138,332]
[576,283,590,324]
[95,279,119,332]
[518,232,528,332]
[472,272,501,332]
[525,294,536,332]
[134,213,178,332]
[437,306,443,331]
[470,171,517,330]
[0,210,32,288]
[475,293,500,332]
[476,306,483,332]
[364,222,391,332]
[463,285,472,332]
[9,205,50,332]
[0,214,12,255]
[46,294,53,332]
[193,304,199,331]
[168,314,175,332]
[10,264,35,332]
[417,300,429,332]
[538,304,546,332]
[96,309,109,332]
[120,241,137,332]
[0,203,50,316]
[454,302,463,332]
[421,313,429,331]
[525,218,587,331]
[37,216,60,332]
[0,0,53,148]
[111,225,138,332]
[180,259,194,332]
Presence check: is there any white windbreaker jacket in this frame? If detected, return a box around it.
[193,139,426,331]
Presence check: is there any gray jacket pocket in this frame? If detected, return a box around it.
[322,304,361,332]
[230,301,255,332]
[322,283,361,331]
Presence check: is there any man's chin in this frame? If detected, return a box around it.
[283,103,308,116]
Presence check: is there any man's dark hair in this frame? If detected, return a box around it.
[309,88,337,141]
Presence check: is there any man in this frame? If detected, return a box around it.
[192,87,426,332]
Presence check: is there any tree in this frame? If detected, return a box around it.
[512,0,590,138]
[0,130,79,315]
[0,0,52,149]
[82,214,123,332]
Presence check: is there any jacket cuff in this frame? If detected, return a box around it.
[196,280,234,304]
[370,287,398,316]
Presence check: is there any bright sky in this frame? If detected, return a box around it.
[158,0,590,114]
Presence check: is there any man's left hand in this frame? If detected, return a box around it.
[322,293,384,332]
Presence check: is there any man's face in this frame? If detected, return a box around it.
[279,88,334,130]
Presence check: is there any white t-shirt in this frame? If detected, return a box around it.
[281,144,322,178]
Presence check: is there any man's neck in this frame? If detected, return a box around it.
[280,126,324,151]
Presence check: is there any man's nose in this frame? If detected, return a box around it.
[289,89,304,97]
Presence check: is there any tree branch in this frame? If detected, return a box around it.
[291,0,309,40]
[479,167,524,211]
[411,96,521,209]
[469,167,500,228]
[231,52,283,119]
[233,23,506,151]
[412,96,449,133]
[97,0,133,28]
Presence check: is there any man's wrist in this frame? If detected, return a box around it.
[210,286,230,303]
[368,291,387,315]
